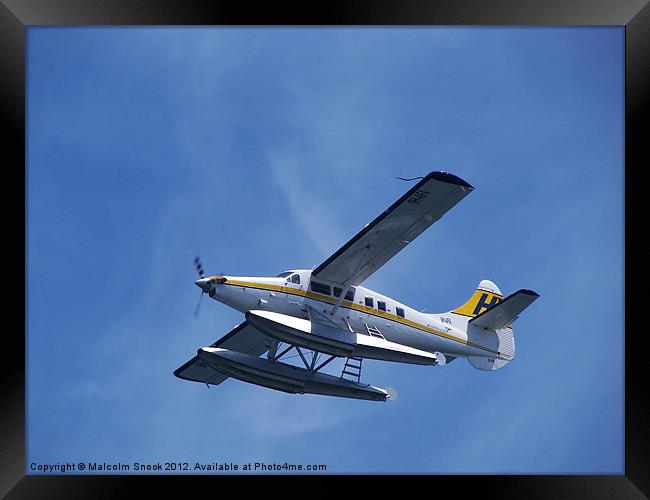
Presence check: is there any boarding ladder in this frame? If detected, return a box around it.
[341,356,363,383]
[365,323,384,339]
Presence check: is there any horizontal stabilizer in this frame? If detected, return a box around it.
[469,289,539,330]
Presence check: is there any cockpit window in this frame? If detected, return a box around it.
[276,272,292,278]
[291,274,300,284]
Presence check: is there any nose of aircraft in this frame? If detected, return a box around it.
[195,278,212,292]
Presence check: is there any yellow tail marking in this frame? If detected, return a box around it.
[452,289,503,317]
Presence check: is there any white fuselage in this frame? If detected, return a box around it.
[207,269,502,361]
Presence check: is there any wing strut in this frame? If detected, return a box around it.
[306,303,347,330]
[330,244,370,315]
[266,340,338,376]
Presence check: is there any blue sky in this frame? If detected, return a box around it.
[27,27,623,473]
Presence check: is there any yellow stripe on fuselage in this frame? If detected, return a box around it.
[222,279,510,359]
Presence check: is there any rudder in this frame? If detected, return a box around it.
[467,327,515,371]
[450,279,513,371]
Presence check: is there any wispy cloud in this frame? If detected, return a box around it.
[268,153,346,258]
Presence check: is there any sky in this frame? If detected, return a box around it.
[27,27,624,474]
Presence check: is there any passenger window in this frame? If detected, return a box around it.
[365,297,374,308]
[378,301,386,312]
[396,307,405,318]
[310,281,331,296]
[291,274,300,284]
[333,287,356,302]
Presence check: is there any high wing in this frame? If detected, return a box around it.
[173,321,270,386]
[312,171,474,286]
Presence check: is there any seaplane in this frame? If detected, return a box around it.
[174,172,539,402]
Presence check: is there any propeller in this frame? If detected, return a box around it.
[193,255,227,317]
[194,288,204,317]
[194,255,206,317]
[194,255,205,278]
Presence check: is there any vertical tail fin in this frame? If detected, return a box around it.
[451,280,504,318]
[452,281,540,371]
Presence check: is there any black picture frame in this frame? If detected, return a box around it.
[3,1,647,497]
